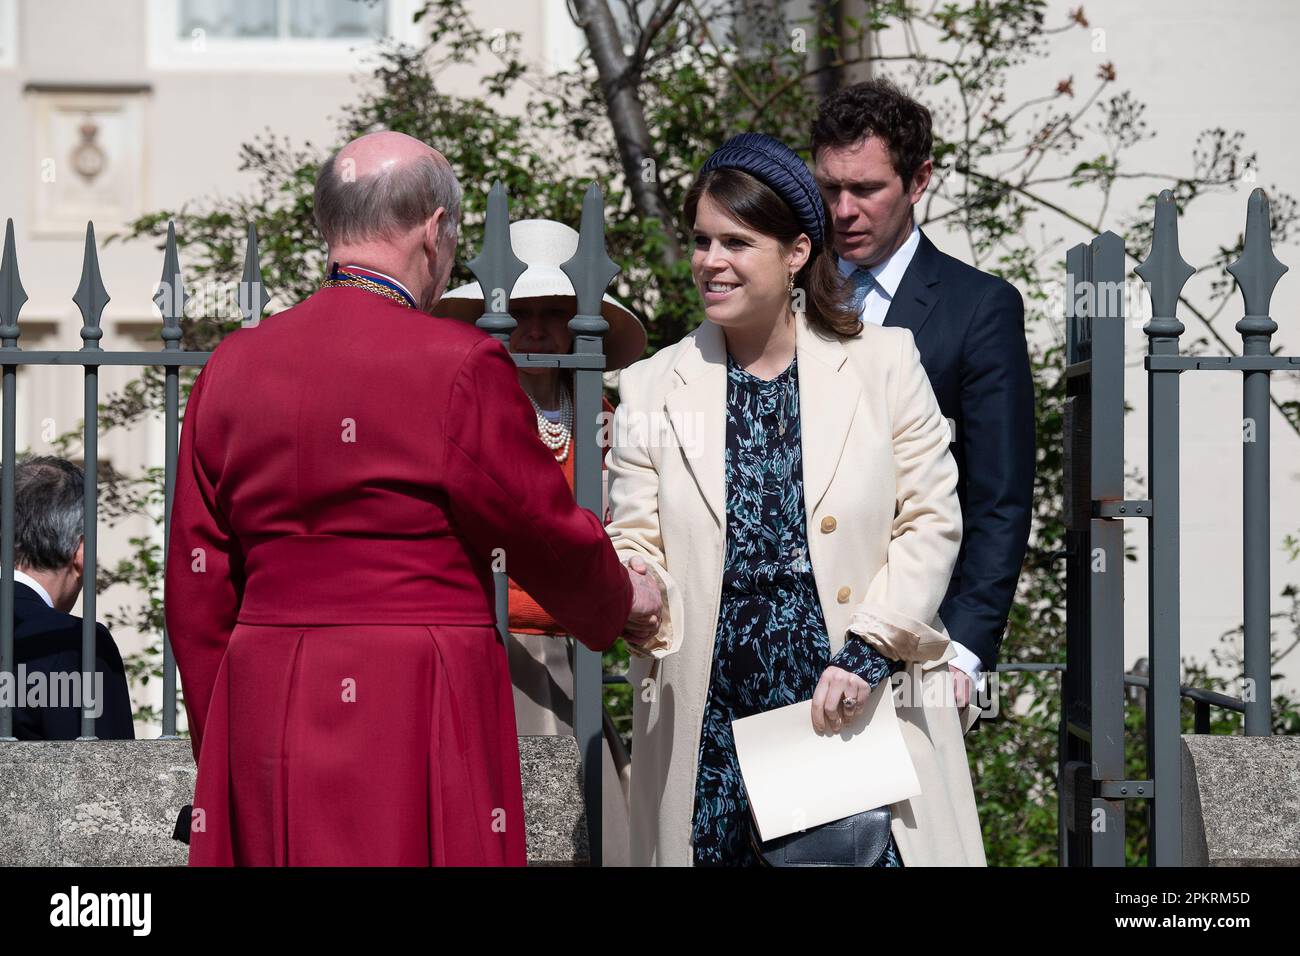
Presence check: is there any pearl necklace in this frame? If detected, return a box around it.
[528,387,573,462]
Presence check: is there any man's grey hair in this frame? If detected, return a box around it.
[313,148,462,247]
[5,456,84,571]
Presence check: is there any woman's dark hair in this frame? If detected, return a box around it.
[811,79,933,186]
[683,167,861,339]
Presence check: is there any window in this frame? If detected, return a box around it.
[179,0,386,40]
[148,0,425,70]
[0,0,16,69]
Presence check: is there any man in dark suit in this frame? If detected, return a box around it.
[812,80,1036,713]
[6,456,134,739]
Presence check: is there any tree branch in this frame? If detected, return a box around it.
[683,0,764,113]
[956,164,1300,440]
[571,0,682,268]
[633,0,688,72]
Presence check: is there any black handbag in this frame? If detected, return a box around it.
[749,806,893,867]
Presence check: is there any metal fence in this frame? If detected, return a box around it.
[1062,187,1296,866]
[0,181,617,860]
[0,216,207,745]
[469,182,614,857]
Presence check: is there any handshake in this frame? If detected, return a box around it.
[622,556,664,648]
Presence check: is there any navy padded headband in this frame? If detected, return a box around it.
[699,132,826,249]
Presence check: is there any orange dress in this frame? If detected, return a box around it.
[506,394,616,636]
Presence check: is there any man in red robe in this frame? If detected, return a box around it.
[165,131,661,866]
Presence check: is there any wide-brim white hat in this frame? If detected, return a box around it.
[434,218,647,371]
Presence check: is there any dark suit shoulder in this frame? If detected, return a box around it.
[14,585,79,636]
[14,589,125,667]
[920,230,1020,299]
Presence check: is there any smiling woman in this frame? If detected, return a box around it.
[684,161,860,353]
[605,132,981,868]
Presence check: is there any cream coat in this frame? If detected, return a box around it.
[605,311,986,867]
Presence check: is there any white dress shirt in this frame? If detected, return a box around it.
[838,225,987,695]
[837,223,920,327]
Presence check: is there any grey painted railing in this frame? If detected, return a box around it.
[0,219,208,744]
[466,181,615,860]
[1063,187,1296,867]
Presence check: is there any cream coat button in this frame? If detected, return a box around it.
[836,586,851,603]
[820,516,837,533]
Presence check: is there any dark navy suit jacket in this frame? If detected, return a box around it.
[10,581,135,739]
[883,229,1036,671]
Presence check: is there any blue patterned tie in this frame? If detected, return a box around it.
[848,266,876,312]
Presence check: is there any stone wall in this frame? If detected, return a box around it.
[0,736,589,865]
[1181,734,1300,866]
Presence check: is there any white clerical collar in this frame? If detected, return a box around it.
[836,223,921,298]
[344,264,416,302]
[11,568,54,608]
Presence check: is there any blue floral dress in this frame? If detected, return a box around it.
[689,351,905,867]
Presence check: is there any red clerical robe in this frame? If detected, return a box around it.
[165,285,632,866]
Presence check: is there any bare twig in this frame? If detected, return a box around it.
[956,164,1300,440]
[683,0,763,113]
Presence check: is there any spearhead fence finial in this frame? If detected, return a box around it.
[562,183,618,343]
[74,221,110,350]
[1135,190,1193,341]
[0,218,27,348]
[469,182,526,342]
[155,221,186,350]
[1229,188,1287,355]
[239,222,272,328]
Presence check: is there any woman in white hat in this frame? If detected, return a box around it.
[435,220,646,858]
